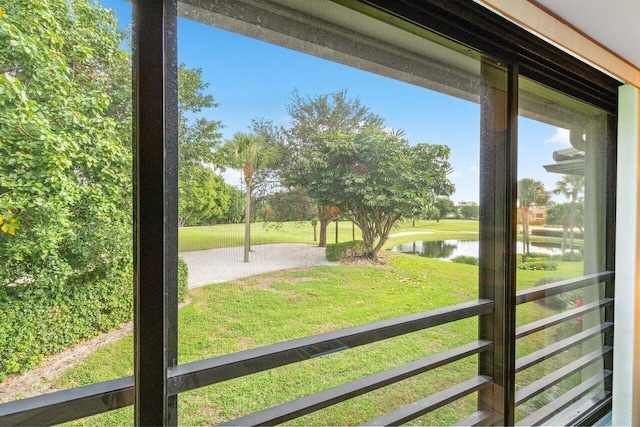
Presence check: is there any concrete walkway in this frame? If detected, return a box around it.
[179,243,338,288]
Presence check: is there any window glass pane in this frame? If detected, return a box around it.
[172,0,490,424]
[0,0,133,421]
[515,76,612,423]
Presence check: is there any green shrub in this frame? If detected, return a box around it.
[452,255,478,266]
[522,252,552,262]
[0,267,133,376]
[531,228,584,239]
[178,257,189,302]
[561,251,583,262]
[517,261,558,271]
[326,240,365,261]
[533,277,581,311]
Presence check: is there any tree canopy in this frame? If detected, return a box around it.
[282,90,384,247]
[1,0,132,290]
[302,127,454,259]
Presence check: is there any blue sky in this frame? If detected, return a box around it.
[101,0,572,204]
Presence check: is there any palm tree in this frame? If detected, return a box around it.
[554,175,584,255]
[225,132,281,262]
[518,178,550,255]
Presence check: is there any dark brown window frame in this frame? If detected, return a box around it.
[0,0,618,425]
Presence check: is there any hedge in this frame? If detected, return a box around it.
[531,228,584,240]
[326,240,365,261]
[178,256,189,302]
[452,255,478,266]
[0,267,133,378]
[0,260,189,378]
[517,261,558,271]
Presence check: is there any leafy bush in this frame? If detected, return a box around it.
[531,228,583,239]
[517,261,558,271]
[561,251,583,262]
[533,277,581,311]
[326,240,365,261]
[452,255,478,266]
[178,257,189,302]
[0,267,133,377]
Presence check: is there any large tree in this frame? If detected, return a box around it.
[553,175,584,254]
[304,127,454,260]
[282,90,384,247]
[517,178,550,255]
[224,132,280,262]
[0,0,132,290]
[177,65,227,226]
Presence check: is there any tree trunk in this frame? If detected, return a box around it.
[522,206,530,255]
[569,197,577,253]
[318,218,329,247]
[244,182,251,262]
[317,205,328,247]
[561,224,568,252]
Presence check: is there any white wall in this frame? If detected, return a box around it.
[613,84,640,426]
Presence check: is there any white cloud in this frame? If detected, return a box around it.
[468,166,478,173]
[545,127,571,147]
[222,168,243,189]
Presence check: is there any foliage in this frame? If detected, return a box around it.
[224,132,281,262]
[1,0,132,291]
[560,251,583,262]
[179,166,230,226]
[423,197,456,221]
[299,127,453,259]
[253,188,316,223]
[177,65,228,226]
[553,175,584,253]
[325,240,365,261]
[533,276,580,311]
[282,90,384,247]
[0,0,138,374]
[457,201,479,220]
[517,261,558,271]
[530,227,584,240]
[0,267,133,376]
[178,257,189,303]
[452,255,478,266]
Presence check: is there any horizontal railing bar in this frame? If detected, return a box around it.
[221,340,492,426]
[515,298,613,339]
[516,370,611,426]
[360,375,492,426]
[562,394,612,426]
[455,410,494,426]
[168,299,493,395]
[516,272,614,305]
[515,346,611,406]
[0,376,134,426]
[515,322,613,373]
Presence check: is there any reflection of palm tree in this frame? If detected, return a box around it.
[554,175,584,255]
[225,132,280,262]
[518,179,549,255]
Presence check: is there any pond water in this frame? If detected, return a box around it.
[388,240,561,260]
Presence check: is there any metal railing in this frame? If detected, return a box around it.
[0,271,614,426]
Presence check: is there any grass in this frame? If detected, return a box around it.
[178,219,479,252]
[50,219,589,424]
[55,252,584,426]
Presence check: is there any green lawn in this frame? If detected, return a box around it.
[178,219,479,252]
[52,220,587,424]
[55,248,583,426]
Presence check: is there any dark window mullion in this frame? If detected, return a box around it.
[478,59,518,425]
[132,0,179,425]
